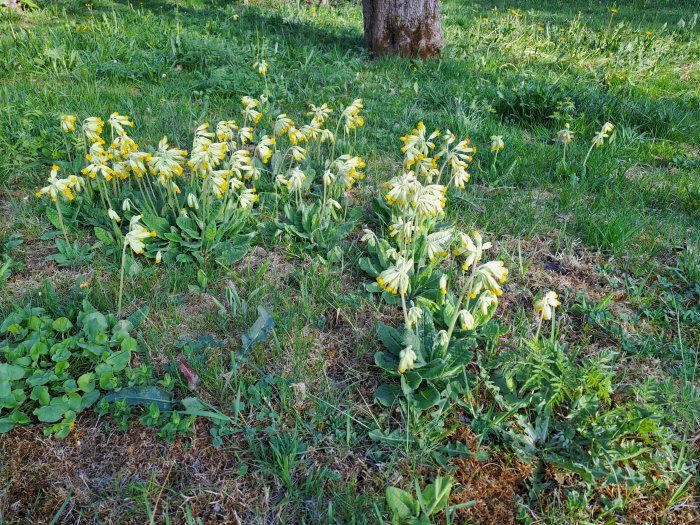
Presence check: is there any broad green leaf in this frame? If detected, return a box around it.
[0,363,25,381]
[52,317,73,333]
[77,373,96,393]
[385,487,419,520]
[203,222,217,242]
[93,227,115,246]
[104,349,131,372]
[421,476,452,515]
[103,386,174,411]
[30,385,51,405]
[241,306,274,352]
[82,311,108,340]
[376,322,404,356]
[412,383,440,411]
[374,383,401,407]
[34,398,69,423]
[374,351,398,373]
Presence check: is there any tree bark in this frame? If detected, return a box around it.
[363,0,443,59]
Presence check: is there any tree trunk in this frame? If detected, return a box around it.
[362,0,443,59]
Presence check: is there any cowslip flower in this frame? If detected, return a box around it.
[187,193,199,210]
[83,117,104,142]
[475,290,498,315]
[554,123,574,144]
[122,198,133,212]
[591,122,615,148]
[406,306,422,330]
[472,260,508,297]
[456,230,492,269]
[307,103,333,126]
[36,166,69,202]
[274,114,294,136]
[155,250,162,264]
[535,291,561,320]
[287,167,306,191]
[490,135,505,152]
[459,309,475,330]
[107,209,121,222]
[61,115,77,133]
[439,274,447,295]
[108,112,134,136]
[124,216,155,255]
[239,188,258,210]
[255,135,275,163]
[376,257,412,295]
[253,59,268,75]
[427,230,452,262]
[398,345,417,374]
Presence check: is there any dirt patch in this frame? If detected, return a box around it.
[0,415,258,524]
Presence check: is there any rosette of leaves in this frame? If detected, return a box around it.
[271,201,361,260]
[0,300,149,437]
[374,307,475,412]
[92,206,253,266]
[143,209,254,266]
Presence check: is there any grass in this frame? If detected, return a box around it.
[0,0,699,523]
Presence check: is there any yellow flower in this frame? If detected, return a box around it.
[610,7,618,14]
[376,257,413,295]
[490,135,505,152]
[554,123,574,144]
[459,309,475,330]
[83,116,104,142]
[107,209,121,222]
[398,346,417,374]
[155,251,162,264]
[61,115,77,133]
[534,291,561,320]
[253,59,268,75]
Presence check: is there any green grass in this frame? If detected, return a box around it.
[1,0,699,523]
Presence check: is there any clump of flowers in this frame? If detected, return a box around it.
[38,95,366,311]
[363,124,508,376]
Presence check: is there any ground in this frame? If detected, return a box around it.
[0,0,699,523]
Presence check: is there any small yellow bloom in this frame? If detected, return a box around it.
[61,115,77,133]
[610,7,618,13]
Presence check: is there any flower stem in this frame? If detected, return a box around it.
[117,242,127,317]
[54,200,70,245]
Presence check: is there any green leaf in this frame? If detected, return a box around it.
[104,349,131,372]
[421,476,452,515]
[77,373,96,393]
[241,306,274,352]
[203,222,217,242]
[52,317,73,333]
[412,383,440,411]
[375,383,401,407]
[374,351,398,373]
[45,206,62,229]
[358,256,380,278]
[0,418,15,433]
[103,386,174,411]
[30,385,51,405]
[34,398,69,423]
[82,311,108,340]
[0,363,25,381]
[385,487,419,519]
[93,227,115,246]
[376,322,404,356]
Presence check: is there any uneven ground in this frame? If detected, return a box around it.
[0,0,699,523]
